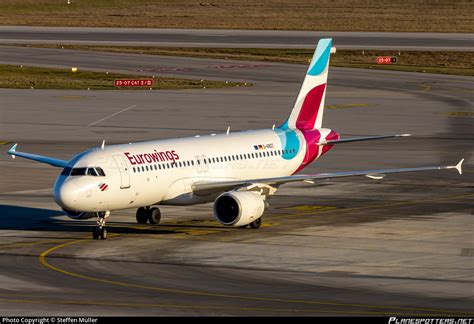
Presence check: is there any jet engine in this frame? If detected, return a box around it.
[62,209,95,220]
[213,191,265,227]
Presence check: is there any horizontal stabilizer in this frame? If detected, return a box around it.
[319,134,411,145]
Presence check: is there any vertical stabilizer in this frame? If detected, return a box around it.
[284,38,333,130]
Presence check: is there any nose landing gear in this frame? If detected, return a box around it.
[92,211,110,240]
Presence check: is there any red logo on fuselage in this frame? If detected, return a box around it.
[124,150,179,165]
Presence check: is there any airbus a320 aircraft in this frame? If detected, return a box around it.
[8,39,463,240]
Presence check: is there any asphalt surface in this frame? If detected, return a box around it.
[0,48,472,316]
[1,26,473,51]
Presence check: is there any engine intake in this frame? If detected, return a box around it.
[62,209,95,220]
[214,191,265,227]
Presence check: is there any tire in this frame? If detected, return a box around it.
[92,227,100,240]
[99,227,107,240]
[148,207,161,225]
[249,217,262,229]
[136,207,148,224]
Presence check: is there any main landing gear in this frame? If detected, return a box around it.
[92,211,110,240]
[136,207,161,225]
[239,217,262,229]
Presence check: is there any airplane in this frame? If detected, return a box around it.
[7,38,464,240]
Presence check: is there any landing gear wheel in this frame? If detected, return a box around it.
[92,227,100,240]
[99,227,107,240]
[93,211,110,240]
[148,207,161,225]
[136,207,148,224]
[249,217,262,229]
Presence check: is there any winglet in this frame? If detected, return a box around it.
[455,158,464,175]
[7,143,17,158]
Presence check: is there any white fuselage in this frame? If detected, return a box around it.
[53,128,336,213]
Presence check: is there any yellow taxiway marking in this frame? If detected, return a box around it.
[284,205,338,212]
[0,296,466,316]
[442,111,474,117]
[38,237,473,316]
[0,239,62,249]
[279,193,474,218]
[0,141,11,145]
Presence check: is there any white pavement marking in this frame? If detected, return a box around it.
[87,104,137,127]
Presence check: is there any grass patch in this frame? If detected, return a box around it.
[0,0,473,32]
[20,45,474,77]
[0,64,248,90]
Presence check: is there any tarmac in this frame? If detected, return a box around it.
[0,46,472,316]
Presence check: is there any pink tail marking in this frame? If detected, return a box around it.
[295,83,326,130]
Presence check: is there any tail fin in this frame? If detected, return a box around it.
[283,38,333,130]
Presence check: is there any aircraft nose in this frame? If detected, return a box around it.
[53,180,79,210]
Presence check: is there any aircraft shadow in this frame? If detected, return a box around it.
[0,204,228,237]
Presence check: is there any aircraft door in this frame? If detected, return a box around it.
[112,155,131,189]
[201,154,209,172]
[194,155,209,173]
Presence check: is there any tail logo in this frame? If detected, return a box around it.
[295,83,326,130]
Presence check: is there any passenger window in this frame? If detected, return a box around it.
[71,167,87,176]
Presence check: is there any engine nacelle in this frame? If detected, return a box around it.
[62,209,95,220]
[213,191,265,227]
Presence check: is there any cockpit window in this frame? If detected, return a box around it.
[87,168,98,176]
[70,167,106,177]
[71,167,87,176]
[96,167,106,177]
[61,166,72,176]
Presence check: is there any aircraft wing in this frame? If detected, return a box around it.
[7,143,69,168]
[192,159,464,196]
